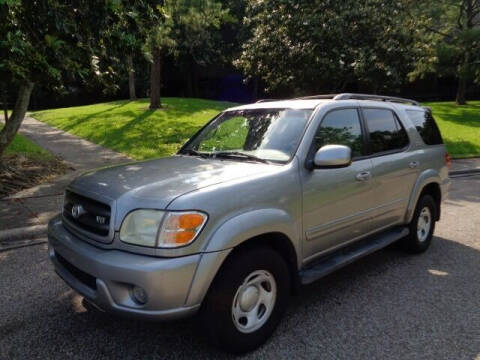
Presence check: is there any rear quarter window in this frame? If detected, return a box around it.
[406,110,443,145]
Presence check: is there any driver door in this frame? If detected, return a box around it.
[301,108,377,261]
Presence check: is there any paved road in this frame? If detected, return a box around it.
[0,176,479,359]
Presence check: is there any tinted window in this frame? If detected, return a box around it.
[314,109,365,157]
[406,110,443,145]
[364,109,409,154]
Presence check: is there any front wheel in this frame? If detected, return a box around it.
[200,247,291,354]
[403,194,437,253]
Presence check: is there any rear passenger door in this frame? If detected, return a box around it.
[361,107,419,230]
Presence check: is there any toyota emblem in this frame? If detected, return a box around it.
[71,204,85,219]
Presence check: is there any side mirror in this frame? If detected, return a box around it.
[313,145,352,168]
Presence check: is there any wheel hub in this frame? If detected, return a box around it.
[232,270,277,334]
[417,206,432,242]
[239,285,260,312]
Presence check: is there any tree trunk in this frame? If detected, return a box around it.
[185,65,193,97]
[456,0,474,106]
[192,64,199,98]
[456,74,467,105]
[0,81,34,158]
[456,51,469,105]
[2,86,8,124]
[252,77,258,102]
[149,48,162,109]
[127,54,136,100]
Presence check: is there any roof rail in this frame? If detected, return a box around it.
[294,94,338,100]
[255,99,280,103]
[256,93,420,106]
[293,93,419,105]
[333,93,420,106]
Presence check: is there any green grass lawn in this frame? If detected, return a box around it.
[30,98,479,160]
[3,110,53,159]
[425,101,480,158]
[4,131,53,160]
[32,98,236,160]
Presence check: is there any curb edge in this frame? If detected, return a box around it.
[0,224,47,243]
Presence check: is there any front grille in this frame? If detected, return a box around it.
[63,190,111,237]
[56,252,97,290]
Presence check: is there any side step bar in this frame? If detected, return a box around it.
[299,227,409,285]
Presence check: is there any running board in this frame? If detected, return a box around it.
[299,227,409,285]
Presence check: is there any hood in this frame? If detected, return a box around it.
[69,155,274,210]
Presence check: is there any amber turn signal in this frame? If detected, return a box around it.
[179,213,205,229]
[157,211,207,247]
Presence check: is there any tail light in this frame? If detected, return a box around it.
[445,152,451,169]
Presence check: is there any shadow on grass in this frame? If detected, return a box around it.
[32,98,234,159]
[445,139,480,158]
[81,99,230,158]
[52,101,134,133]
[120,97,233,119]
[105,120,201,159]
[429,102,480,128]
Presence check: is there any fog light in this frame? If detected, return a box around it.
[132,286,148,305]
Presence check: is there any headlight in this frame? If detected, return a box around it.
[119,210,165,247]
[119,210,207,248]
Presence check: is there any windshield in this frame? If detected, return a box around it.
[179,108,313,163]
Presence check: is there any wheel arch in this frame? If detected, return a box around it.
[229,232,300,294]
[185,230,301,307]
[406,170,442,223]
[418,183,442,221]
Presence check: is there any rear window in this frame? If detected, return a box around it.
[406,110,443,145]
[363,108,409,154]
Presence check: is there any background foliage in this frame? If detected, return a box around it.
[1,0,479,113]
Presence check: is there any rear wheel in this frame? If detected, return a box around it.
[403,194,437,253]
[200,247,290,354]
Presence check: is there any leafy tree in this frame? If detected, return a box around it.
[235,0,415,96]
[107,2,147,100]
[171,0,232,97]
[144,0,230,109]
[404,0,480,104]
[143,2,175,109]
[0,0,116,158]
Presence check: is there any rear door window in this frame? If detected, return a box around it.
[363,108,409,154]
[406,110,443,145]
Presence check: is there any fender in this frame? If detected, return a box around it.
[405,169,441,223]
[203,208,300,256]
[184,248,232,307]
[184,208,301,307]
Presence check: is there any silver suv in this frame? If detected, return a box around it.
[48,93,451,353]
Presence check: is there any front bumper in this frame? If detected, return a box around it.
[48,215,201,321]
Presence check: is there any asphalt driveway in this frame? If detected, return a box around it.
[0,176,479,359]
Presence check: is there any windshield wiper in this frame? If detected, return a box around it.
[213,151,271,164]
[179,149,210,158]
[181,149,272,164]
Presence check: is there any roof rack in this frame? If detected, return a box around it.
[333,93,420,106]
[294,93,419,106]
[294,94,338,100]
[255,99,281,103]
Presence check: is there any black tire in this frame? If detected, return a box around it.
[200,246,291,354]
[403,194,437,253]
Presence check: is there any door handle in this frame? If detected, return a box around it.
[409,161,420,169]
[356,171,371,181]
